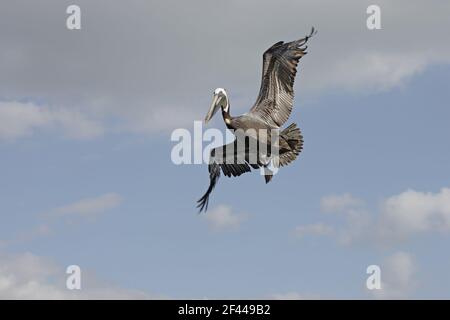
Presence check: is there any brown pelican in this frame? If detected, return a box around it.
[197,28,316,212]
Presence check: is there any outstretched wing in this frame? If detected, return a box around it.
[197,138,260,212]
[249,28,316,127]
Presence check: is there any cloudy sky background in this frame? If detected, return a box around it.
[1,0,450,298]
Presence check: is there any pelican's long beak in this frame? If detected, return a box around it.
[204,94,220,124]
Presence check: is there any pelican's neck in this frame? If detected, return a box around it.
[221,96,231,125]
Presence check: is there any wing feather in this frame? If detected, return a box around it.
[197,138,258,212]
[249,28,316,127]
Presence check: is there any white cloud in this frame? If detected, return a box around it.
[306,51,434,94]
[1,194,123,248]
[203,205,247,232]
[1,1,450,139]
[310,194,369,245]
[0,252,155,299]
[0,101,48,139]
[320,193,364,213]
[0,224,51,248]
[0,101,103,140]
[380,188,450,237]
[298,188,450,246]
[372,252,417,299]
[293,223,334,238]
[123,105,203,134]
[50,193,123,219]
[299,1,450,93]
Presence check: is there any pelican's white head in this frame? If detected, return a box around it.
[213,88,226,96]
[204,88,228,124]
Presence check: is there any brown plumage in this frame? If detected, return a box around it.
[197,28,316,212]
[250,27,316,127]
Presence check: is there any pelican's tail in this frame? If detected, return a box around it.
[261,123,303,184]
[278,123,303,167]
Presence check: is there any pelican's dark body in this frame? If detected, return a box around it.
[197,28,316,212]
[225,112,298,156]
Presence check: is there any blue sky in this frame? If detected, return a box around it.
[1,1,450,299]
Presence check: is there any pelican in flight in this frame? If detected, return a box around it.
[197,28,316,212]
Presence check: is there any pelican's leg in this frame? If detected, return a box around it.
[258,154,274,183]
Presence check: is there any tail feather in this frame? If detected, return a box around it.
[278,123,303,167]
